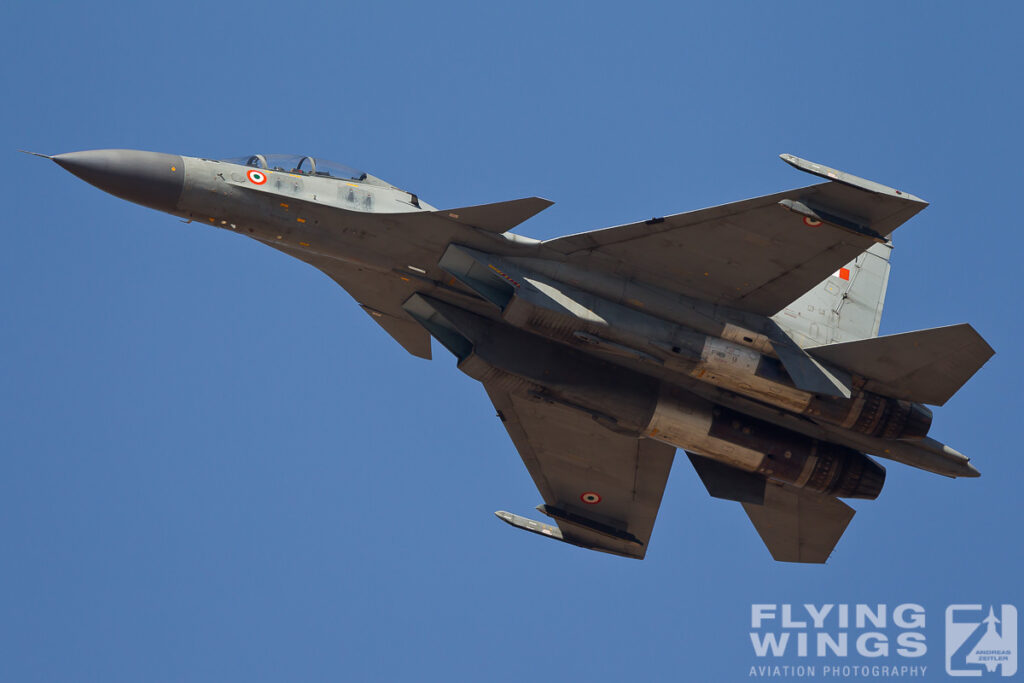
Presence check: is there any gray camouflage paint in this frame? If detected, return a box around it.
[40,149,993,563]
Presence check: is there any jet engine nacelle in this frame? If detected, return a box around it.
[406,292,884,500]
[643,387,885,500]
[438,245,931,442]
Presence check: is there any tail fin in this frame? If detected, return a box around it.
[774,241,893,346]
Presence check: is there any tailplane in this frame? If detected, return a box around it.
[807,324,994,406]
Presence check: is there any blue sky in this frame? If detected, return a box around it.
[2,2,1022,681]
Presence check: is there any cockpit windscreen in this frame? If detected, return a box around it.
[224,154,368,181]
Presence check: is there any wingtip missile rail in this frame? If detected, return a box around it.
[779,153,928,204]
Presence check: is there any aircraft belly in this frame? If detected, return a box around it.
[683,379,978,478]
[43,147,991,562]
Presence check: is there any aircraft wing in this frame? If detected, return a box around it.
[486,384,676,559]
[542,156,928,316]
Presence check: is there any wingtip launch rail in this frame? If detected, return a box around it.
[779,153,928,205]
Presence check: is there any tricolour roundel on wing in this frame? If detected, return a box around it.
[246,169,267,185]
[802,216,823,227]
[580,492,602,504]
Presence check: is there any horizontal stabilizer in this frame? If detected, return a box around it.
[807,324,994,406]
[742,483,855,563]
[687,452,765,504]
[687,453,854,562]
[436,197,553,233]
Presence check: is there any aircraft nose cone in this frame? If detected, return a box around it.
[53,149,184,213]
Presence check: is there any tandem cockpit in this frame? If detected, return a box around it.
[222,153,426,210]
[223,154,396,188]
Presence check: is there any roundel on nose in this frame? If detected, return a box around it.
[52,149,185,213]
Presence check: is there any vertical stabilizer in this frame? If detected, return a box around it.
[773,241,892,346]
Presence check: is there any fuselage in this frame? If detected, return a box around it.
[48,149,978,501]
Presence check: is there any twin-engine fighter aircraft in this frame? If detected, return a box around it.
[35,149,994,562]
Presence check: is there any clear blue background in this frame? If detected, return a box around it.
[2,2,1021,681]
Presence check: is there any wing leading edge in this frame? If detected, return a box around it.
[542,155,927,316]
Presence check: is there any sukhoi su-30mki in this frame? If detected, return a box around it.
[34,148,994,562]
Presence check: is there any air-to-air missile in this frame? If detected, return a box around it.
[32,148,993,562]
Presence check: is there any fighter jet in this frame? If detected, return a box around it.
[33,148,994,562]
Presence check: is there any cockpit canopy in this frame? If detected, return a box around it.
[223,154,369,182]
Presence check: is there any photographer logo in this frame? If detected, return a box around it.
[946,605,1017,677]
